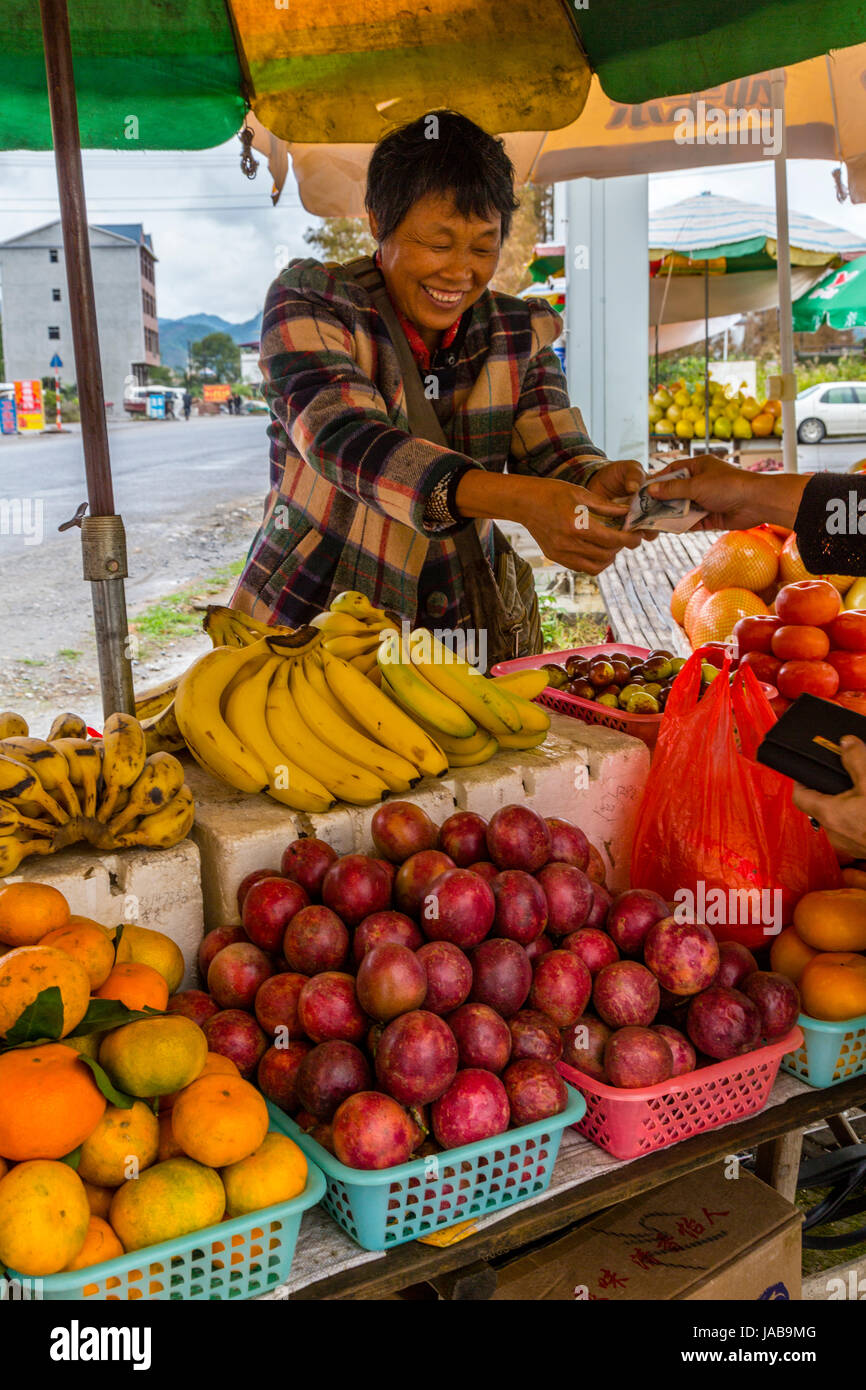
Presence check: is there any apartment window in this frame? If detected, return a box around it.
[48,326,60,340]
[52,288,61,302]
[49,249,58,263]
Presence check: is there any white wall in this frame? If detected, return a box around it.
[557,176,650,467]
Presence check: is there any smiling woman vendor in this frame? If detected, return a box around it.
[232,110,647,661]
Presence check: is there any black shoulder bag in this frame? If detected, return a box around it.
[342,255,542,670]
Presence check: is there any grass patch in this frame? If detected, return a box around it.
[18,657,46,667]
[538,592,608,653]
[58,648,82,660]
[130,559,245,657]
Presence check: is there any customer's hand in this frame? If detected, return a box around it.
[792,736,866,859]
[585,458,658,545]
[646,454,809,531]
[520,476,645,577]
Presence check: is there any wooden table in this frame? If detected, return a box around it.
[597,531,719,655]
[287,1076,866,1300]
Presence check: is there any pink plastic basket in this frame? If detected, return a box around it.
[491,644,662,750]
[557,1027,802,1160]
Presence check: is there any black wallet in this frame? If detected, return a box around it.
[755,693,865,794]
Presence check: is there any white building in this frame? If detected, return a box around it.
[0,221,160,418]
[239,340,262,387]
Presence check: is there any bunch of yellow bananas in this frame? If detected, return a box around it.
[172,592,551,805]
[377,627,550,767]
[0,709,194,876]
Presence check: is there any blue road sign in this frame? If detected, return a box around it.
[50,354,63,369]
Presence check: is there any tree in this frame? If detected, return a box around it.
[491,185,552,296]
[147,364,176,386]
[304,218,376,263]
[189,332,240,383]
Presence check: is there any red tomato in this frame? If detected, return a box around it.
[776,660,840,700]
[769,694,792,718]
[770,624,831,662]
[827,651,866,691]
[732,614,783,656]
[739,649,783,684]
[826,611,866,653]
[774,580,841,627]
[835,690,866,715]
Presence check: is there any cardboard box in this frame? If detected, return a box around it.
[492,1165,802,1301]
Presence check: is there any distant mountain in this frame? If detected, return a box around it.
[157,312,262,368]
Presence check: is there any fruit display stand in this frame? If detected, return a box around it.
[266,1068,866,1300]
[184,712,651,930]
[0,838,204,989]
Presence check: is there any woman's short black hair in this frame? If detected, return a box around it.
[365,110,519,244]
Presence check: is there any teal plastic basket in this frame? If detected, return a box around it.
[272,1084,585,1252]
[9,1159,325,1302]
[781,1011,866,1088]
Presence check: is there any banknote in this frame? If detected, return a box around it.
[620,468,708,534]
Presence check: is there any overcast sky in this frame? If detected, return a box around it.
[1,138,866,325]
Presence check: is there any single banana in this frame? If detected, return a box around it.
[293,656,420,793]
[377,638,476,739]
[329,590,391,623]
[52,738,102,818]
[321,632,384,660]
[47,712,89,742]
[0,712,28,739]
[350,648,381,677]
[0,830,56,877]
[174,641,270,794]
[141,700,185,755]
[496,689,551,734]
[492,669,550,701]
[0,738,79,818]
[304,651,369,735]
[407,629,521,736]
[0,798,57,837]
[97,714,148,821]
[310,612,375,636]
[367,665,383,688]
[321,649,448,778]
[445,735,499,767]
[389,693,490,757]
[495,729,549,750]
[267,662,388,806]
[134,676,180,722]
[223,656,335,812]
[108,752,187,834]
[112,784,195,849]
[263,627,323,662]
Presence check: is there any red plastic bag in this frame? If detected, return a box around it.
[630,651,841,949]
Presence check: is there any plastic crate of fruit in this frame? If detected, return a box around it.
[492,645,666,749]
[557,1027,802,1161]
[271,1085,585,1252]
[22,1151,326,1302]
[781,1012,866,1089]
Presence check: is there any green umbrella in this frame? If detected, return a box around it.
[793,254,866,331]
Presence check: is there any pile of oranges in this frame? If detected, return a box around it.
[0,882,307,1281]
[671,525,858,651]
[771,887,866,1024]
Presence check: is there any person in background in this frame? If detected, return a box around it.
[649,453,866,856]
[182,390,192,421]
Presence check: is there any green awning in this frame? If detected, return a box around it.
[0,0,245,149]
[793,253,866,330]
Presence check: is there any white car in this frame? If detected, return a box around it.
[796,381,866,443]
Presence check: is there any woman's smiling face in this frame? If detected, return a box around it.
[371,191,501,347]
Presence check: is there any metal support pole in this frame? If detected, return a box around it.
[771,69,799,474]
[39,0,135,717]
[704,264,711,449]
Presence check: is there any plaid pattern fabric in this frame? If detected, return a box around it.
[232,257,608,630]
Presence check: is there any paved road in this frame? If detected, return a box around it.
[796,438,866,473]
[0,416,269,728]
[0,414,268,545]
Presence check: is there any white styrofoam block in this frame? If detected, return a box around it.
[1,839,205,989]
[185,715,651,928]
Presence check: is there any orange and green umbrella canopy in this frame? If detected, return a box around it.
[3,0,866,150]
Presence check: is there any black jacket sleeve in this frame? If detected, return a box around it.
[794,473,866,577]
